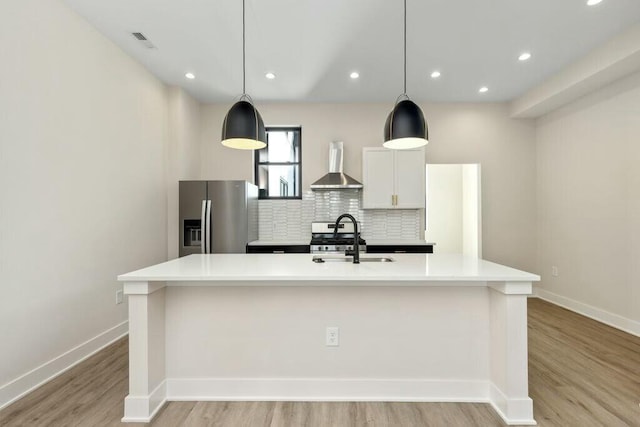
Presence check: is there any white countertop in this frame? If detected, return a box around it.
[118,253,539,283]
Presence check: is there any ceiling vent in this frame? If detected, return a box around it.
[131,32,155,49]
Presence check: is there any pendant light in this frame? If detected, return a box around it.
[383,0,428,150]
[221,0,266,150]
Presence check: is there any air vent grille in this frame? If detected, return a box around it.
[131,32,155,49]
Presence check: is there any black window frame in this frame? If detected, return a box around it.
[254,126,302,200]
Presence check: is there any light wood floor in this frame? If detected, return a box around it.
[1,298,639,426]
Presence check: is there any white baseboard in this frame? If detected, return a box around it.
[534,288,640,337]
[118,377,537,425]
[0,321,129,411]
[166,377,489,402]
[163,378,533,425]
[488,383,536,425]
[122,380,167,423]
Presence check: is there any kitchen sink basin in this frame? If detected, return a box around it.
[312,256,394,263]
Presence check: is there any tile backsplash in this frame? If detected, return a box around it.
[258,190,421,241]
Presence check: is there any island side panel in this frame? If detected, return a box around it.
[122,282,167,422]
[164,284,491,400]
[489,283,535,425]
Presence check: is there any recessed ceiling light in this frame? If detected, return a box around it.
[587,0,603,5]
[431,71,441,79]
[350,71,360,79]
[479,86,489,93]
[518,52,532,61]
[185,72,195,80]
[265,72,276,80]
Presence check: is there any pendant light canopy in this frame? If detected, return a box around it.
[221,0,266,150]
[383,0,428,150]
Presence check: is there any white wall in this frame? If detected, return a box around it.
[0,0,169,405]
[167,87,202,259]
[201,103,536,271]
[536,70,640,334]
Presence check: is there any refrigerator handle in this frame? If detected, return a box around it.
[205,200,212,254]
[200,200,207,254]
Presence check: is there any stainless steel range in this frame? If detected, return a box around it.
[310,221,366,254]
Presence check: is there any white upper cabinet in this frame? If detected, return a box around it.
[362,149,395,208]
[362,147,425,209]
[394,150,426,208]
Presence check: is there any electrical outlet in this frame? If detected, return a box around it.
[326,327,339,347]
[551,266,559,277]
[116,289,124,305]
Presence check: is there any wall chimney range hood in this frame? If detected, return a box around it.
[310,142,363,190]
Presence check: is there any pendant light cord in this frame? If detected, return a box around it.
[403,0,407,96]
[242,0,246,95]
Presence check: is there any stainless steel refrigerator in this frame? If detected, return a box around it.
[179,180,258,256]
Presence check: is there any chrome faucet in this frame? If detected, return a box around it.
[333,213,360,264]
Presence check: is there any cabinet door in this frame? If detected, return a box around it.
[362,148,395,208]
[394,149,425,208]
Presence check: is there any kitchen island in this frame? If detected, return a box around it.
[118,253,539,425]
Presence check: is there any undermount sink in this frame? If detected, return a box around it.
[312,255,394,263]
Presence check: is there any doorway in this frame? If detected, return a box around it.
[425,164,482,257]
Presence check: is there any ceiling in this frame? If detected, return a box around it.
[63,0,640,104]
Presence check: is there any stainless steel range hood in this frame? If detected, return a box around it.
[310,141,363,190]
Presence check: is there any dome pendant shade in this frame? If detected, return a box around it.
[220,0,266,151]
[221,100,266,150]
[383,99,428,149]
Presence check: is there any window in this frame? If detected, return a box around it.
[254,126,302,199]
